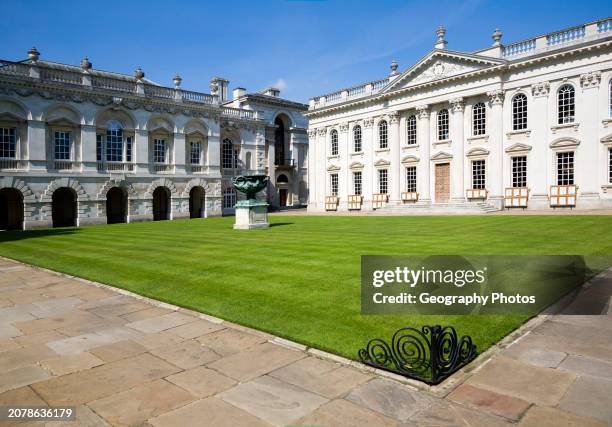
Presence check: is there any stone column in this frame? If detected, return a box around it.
[450,98,465,201]
[578,72,601,202]
[174,132,186,175]
[80,124,97,170]
[267,138,276,206]
[208,123,221,177]
[339,123,349,209]
[389,111,401,204]
[530,82,550,204]
[487,90,505,203]
[363,117,374,207]
[134,129,148,174]
[307,129,317,210]
[316,127,328,211]
[416,105,431,202]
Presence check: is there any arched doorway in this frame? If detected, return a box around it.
[189,186,205,218]
[106,187,127,224]
[152,187,170,221]
[52,187,77,227]
[0,188,24,231]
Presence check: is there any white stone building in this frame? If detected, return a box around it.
[306,18,612,213]
[0,49,308,230]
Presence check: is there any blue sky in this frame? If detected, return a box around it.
[0,0,610,103]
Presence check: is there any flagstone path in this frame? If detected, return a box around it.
[0,258,611,426]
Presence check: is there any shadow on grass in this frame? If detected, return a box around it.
[269,222,294,228]
[0,227,79,243]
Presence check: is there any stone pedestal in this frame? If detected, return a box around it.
[234,201,269,230]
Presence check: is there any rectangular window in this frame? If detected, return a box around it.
[223,189,236,208]
[154,139,166,163]
[378,169,388,194]
[353,171,362,195]
[96,134,102,161]
[126,136,133,162]
[472,160,486,189]
[106,128,123,162]
[330,173,338,196]
[406,116,417,145]
[557,152,574,185]
[512,156,527,188]
[54,131,70,160]
[405,166,417,192]
[0,127,16,158]
[190,141,201,165]
[609,148,612,184]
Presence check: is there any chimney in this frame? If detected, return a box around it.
[233,87,246,99]
[263,87,280,97]
[210,77,230,102]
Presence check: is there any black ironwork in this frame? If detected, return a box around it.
[358,325,477,385]
[275,158,295,167]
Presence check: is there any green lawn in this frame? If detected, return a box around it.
[1,215,611,360]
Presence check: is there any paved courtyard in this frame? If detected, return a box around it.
[0,258,611,426]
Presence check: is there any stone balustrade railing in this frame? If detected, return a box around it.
[0,60,262,121]
[311,77,390,109]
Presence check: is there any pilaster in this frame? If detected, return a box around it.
[450,98,465,201]
[389,111,401,203]
[487,90,505,200]
[416,105,431,201]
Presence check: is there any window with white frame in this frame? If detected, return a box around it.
[378,169,388,194]
[353,125,362,153]
[512,156,527,188]
[221,138,236,169]
[406,115,417,145]
[557,152,574,185]
[353,171,362,195]
[437,109,449,140]
[378,120,388,149]
[54,131,70,160]
[608,148,611,183]
[0,127,16,158]
[330,130,339,156]
[512,94,528,130]
[405,166,417,192]
[223,188,236,208]
[558,85,575,124]
[472,102,486,136]
[472,160,486,189]
[190,141,202,165]
[154,139,166,163]
[126,136,133,162]
[330,173,338,196]
[106,124,123,162]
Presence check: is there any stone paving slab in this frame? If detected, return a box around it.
[1,258,611,426]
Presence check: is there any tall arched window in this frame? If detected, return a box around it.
[472,102,486,136]
[406,115,417,145]
[512,94,528,131]
[437,109,449,141]
[353,125,362,153]
[378,120,388,149]
[558,84,575,124]
[221,138,236,169]
[330,129,339,156]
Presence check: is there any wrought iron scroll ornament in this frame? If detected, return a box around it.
[358,325,477,385]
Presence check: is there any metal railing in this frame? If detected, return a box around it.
[97,161,134,173]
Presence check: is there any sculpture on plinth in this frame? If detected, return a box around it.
[231,175,270,230]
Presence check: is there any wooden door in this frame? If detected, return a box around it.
[279,189,287,207]
[435,163,450,202]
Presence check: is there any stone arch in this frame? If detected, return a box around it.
[0,177,36,203]
[41,178,88,202]
[97,179,138,200]
[550,137,580,149]
[0,98,29,121]
[147,115,175,133]
[145,178,178,199]
[95,108,136,130]
[272,111,293,128]
[182,178,211,198]
[183,118,209,137]
[42,103,83,125]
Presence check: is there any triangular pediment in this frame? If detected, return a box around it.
[430,151,452,161]
[601,133,612,144]
[505,142,532,153]
[467,147,490,157]
[382,50,505,93]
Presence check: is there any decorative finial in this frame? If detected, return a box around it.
[173,73,182,89]
[434,26,448,49]
[27,47,40,62]
[492,28,502,46]
[134,67,145,80]
[80,56,92,70]
[390,60,399,76]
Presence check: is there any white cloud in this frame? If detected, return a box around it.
[271,78,287,90]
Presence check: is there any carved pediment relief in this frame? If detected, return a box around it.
[466,147,490,157]
[550,137,580,149]
[505,142,532,153]
[430,151,452,161]
[382,51,504,93]
[401,155,419,164]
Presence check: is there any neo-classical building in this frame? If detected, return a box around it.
[306,18,612,213]
[0,49,308,230]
